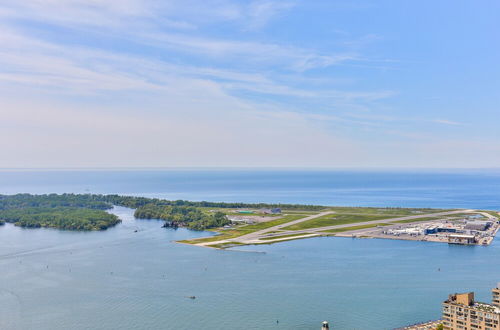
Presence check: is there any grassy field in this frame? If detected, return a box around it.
[481,211,500,218]
[282,214,399,231]
[390,213,482,224]
[178,206,466,247]
[390,216,445,224]
[225,212,279,217]
[326,207,449,216]
[179,214,308,244]
[324,223,392,233]
[236,234,321,246]
[259,232,317,240]
[282,210,324,214]
[207,242,245,249]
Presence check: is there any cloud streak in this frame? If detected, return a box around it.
[1,0,486,168]
[0,27,391,104]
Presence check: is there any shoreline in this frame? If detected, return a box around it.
[179,209,500,249]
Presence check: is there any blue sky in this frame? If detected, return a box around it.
[0,0,499,168]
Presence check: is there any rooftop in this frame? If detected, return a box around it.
[473,302,500,313]
[445,299,500,314]
[449,234,475,238]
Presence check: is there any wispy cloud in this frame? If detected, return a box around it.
[0,0,368,73]
[245,0,296,30]
[432,119,464,126]
[0,0,435,168]
[0,0,293,31]
[137,30,357,72]
[0,27,391,105]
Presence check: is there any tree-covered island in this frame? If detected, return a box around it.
[134,204,229,230]
[0,193,323,231]
[0,194,119,230]
[0,207,120,230]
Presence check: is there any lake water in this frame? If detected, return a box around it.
[1,169,500,330]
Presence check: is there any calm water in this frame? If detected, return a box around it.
[1,169,500,330]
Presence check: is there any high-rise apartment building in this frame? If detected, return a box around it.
[442,283,500,329]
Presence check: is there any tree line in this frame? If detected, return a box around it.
[0,193,111,210]
[0,207,120,230]
[134,204,229,230]
[100,194,325,211]
[1,194,325,211]
[0,193,325,231]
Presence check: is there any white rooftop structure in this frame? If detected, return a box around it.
[449,234,475,239]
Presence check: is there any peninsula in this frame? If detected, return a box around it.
[180,207,500,248]
[0,194,498,247]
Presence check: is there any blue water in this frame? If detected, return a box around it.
[2,169,500,208]
[1,169,500,330]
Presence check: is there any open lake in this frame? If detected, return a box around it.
[1,169,500,329]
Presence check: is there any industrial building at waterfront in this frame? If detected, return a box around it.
[375,213,500,246]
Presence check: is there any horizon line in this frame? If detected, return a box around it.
[1,166,500,172]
